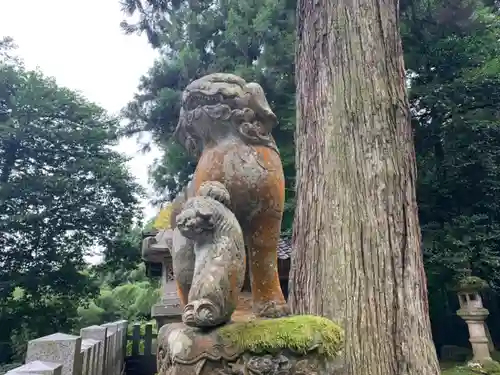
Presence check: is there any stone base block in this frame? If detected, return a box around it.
[154,315,183,331]
[157,315,344,375]
[152,303,183,330]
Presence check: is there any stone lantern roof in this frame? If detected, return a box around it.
[141,229,172,277]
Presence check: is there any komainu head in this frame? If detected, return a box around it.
[174,73,279,157]
[175,181,232,240]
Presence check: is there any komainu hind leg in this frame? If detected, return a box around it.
[245,211,290,318]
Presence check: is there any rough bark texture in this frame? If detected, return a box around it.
[288,1,441,374]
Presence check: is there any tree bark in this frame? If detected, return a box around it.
[289,1,440,374]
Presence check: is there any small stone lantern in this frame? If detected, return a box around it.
[142,229,183,330]
[455,276,493,362]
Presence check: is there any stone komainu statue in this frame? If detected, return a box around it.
[172,73,290,319]
[175,181,246,327]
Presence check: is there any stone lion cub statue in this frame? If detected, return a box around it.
[175,181,246,328]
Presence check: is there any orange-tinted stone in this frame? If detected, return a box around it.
[191,140,290,318]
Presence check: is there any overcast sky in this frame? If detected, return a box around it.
[0,0,164,262]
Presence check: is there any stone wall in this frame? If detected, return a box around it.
[5,320,128,375]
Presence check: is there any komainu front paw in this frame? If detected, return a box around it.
[254,300,291,319]
[182,298,227,328]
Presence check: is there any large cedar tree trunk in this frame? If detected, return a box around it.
[288,1,440,374]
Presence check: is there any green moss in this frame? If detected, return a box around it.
[218,315,344,358]
[482,360,500,374]
[454,276,489,292]
[441,360,500,375]
[441,366,478,375]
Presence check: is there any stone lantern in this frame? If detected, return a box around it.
[142,229,183,330]
[455,276,493,362]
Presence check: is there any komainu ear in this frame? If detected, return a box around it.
[243,82,277,132]
[197,181,231,207]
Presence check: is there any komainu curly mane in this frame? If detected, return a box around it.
[174,73,279,157]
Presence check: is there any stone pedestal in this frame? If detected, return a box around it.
[152,293,183,329]
[457,308,491,362]
[156,315,344,375]
[152,262,183,329]
[457,290,492,362]
[152,304,183,328]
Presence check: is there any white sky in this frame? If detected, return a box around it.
[0,0,164,262]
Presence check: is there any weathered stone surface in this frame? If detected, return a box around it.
[26,333,82,375]
[456,289,493,362]
[156,315,344,375]
[175,181,246,328]
[6,360,62,375]
[141,228,183,328]
[172,73,289,318]
[171,226,195,309]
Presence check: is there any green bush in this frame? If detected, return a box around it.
[77,282,160,329]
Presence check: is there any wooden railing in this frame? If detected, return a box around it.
[127,323,157,356]
[124,323,157,375]
[5,320,128,375]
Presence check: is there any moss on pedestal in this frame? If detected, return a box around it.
[218,315,344,358]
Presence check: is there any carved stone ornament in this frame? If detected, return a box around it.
[156,317,344,375]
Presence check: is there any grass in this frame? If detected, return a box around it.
[441,356,500,375]
[218,315,344,358]
[441,366,480,375]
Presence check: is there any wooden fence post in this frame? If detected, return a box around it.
[130,324,141,356]
[143,324,153,356]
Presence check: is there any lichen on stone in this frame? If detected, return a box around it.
[218,315,344,358]
[153,203,173,230]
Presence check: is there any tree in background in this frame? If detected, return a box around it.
[290,0,440,373]
[400,0,500,349]
[96,225,144,282]
[119,0,297,233]
[0,43,142,363]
